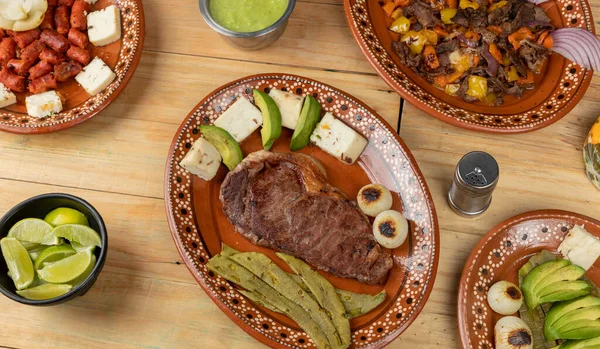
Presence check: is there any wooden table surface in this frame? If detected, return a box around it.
[1,0,599,348]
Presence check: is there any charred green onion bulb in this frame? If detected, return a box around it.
[372,210,408,249]
[487,281,523,315]
[357,184,393,217]
[494,316,533,349]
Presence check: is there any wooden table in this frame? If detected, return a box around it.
[0,0,599,348]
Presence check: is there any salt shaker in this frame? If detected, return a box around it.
[447,151,499,217]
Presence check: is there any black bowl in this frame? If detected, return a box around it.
[0,193,108,306]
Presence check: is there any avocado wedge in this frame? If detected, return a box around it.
[546,296,600,329]
[546,305,600,341]
[290,95,321,151]
[536,264,587,292]
[199,125,243,171]
[538,280,591,304]
[522,259,575,309]
[560,336,600,349]
[253,90,282,150]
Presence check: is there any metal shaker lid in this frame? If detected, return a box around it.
[456,151,499,192]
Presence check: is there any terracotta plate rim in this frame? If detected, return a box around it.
[163,73,440,349]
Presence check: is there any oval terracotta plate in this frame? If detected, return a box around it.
[0,0,145,134]
[344,0,594,133]
[458,210,600,348]
[164,74,440,348]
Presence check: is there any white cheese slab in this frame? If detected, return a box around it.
[75,57,117,95]
[88,5,121,46]
[179,137,222,181]
[558,225,600,270]
[25,91,62,118]
[0,83,16,108]
[213,97,262,143]
[268,89,304,130]
[310,112,368,165]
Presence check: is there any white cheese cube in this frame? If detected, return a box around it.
[268,89,304,130]
[25,91,62,118]
[75,57,116,95]
[213,97,262,143]
[87,5,121,46]
[0,83,16,108]
[179,137,222,181]
[84,0,98,4]
[558,225,600,270]
[310,112,368,164]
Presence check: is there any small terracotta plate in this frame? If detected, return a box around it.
[164,74,440,348]
[458,210,600,349]
[344,0,594,133]
[0,0,145,134]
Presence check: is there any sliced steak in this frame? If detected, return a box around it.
[220,151,393,284]
[404,0,442,28]
[393,41,423,71]
[518,40,549,72]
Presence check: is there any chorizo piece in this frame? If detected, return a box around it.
[58,0,75,5]
[48,0,58,5]
[28,73,57,94]
[29,60,53,80]
[67,28,88,49]
[41,29,70,52]
[7,59,32,75]
[41,6,55,30]
[54,61,82,82]
[0,37,16,66]
[0,67,25,92]
[20,40,45,63]
[70,1,89,31]
[8,29,41,49]
[39,47,66,65]
[55,6,70,35]
[67,46,90,65]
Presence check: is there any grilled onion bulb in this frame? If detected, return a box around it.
[494,316,533,349]
[487,281,523,315]
[372,210,408,249]
[357,183,393,217]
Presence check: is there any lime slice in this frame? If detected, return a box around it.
[28,245,47,261]
[69,254,96,286]
[33,245,76,271]
[44,208,89,227]
[37,249,93,283]
[8,218,59,245]
[16,284,72,300]
[21,241,41,251]
[71,241,96,253]
[51,224,101,248]
[0,237,34,290]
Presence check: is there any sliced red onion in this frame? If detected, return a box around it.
[457,33,478,48]
[551,28,600,71]
[481,43,499,76]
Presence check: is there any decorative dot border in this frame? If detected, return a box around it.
[165,74,440,349]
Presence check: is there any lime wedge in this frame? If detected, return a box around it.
[69,254,96,286]
[51,224,101,248]
[37,249,93,283]
[21,241,41,251]
[1,237,34,290]
[8,218,59,245]
[44,208,89,227]
[16,284,72,300]
[34,245,76,271]
[71,241,96,253]
[28,245,48,261]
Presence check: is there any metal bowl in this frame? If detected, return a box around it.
[199,0,296,50]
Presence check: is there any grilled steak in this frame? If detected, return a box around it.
[219,150,393,284]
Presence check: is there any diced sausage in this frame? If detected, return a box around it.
[41,29,70,52]
[55,6,70,35]
[41,6,55,30]
[54,61,82,82]
[48,0,58,5]
[29,60,53,80]
[0,38,16,66]
[8,29,41,49]
[7,59,33,75]
[28,73,58,93]
[39,48,66,65]
[66,46,89,65]
[70,1,89,30]
[58,0,75,5]
[0,67,25,92]
[0,29,5,37]
[20,40,45,63]
[67,28,88,49]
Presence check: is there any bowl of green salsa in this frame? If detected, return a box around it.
[199,0,295,50]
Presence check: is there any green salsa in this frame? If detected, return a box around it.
[209,0,288,33]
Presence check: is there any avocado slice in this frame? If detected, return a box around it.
[535,264,587,293]
[556,319,600,340]
[538,280,591,304]
[561,336,600,349]
[523,259,571,309]
[546,296,600,329]
[253,90,282,150]
[290,95,321,151]
[199,125,243,171]
[553,306,600,331]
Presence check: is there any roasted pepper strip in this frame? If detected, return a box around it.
[517,71,534,85]
[489,43,503,63]
[423,45,440,70]
[487,25,503,35]
[537,30,554,49]
[508,27,535,50]
[382,1,397,15]
[466,75,488,100]
[446,0,458,8]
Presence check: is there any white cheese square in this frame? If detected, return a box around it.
[558,225,600,270]
[310,112,368,164]
[268,89,304,130]
[179,137,222,181]
[0,83,16,108]
[88,5,121,46]
[25,91,62,119]
[213,97,262,143]
[75,57,116,95]
[84,0,98,4]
